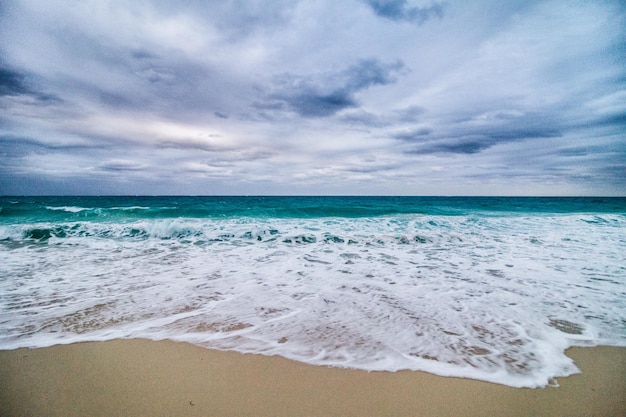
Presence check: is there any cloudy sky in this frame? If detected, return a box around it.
[1,0,625,195]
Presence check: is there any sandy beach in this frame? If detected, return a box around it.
[1,339,624,417]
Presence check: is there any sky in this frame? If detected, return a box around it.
[0,0,625,196]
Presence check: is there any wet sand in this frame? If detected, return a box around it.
[1,339,624,417]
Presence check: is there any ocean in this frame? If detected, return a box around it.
[1,196,625,387]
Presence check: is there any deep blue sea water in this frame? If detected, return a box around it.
[1,196,625,387]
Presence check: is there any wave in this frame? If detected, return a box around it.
[45,206,92,213]
[2,212,625,244]
[0,221,439,248]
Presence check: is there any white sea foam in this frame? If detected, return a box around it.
[1,214,625,387]
[45,206,92,213]
[111,206,151,210]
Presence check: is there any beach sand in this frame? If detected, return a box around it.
[1,339,624,417]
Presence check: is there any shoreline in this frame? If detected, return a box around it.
[1,339,624,417]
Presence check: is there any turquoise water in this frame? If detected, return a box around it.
[1,196,625,387]
[3,196,625,222]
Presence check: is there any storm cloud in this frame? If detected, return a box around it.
[0,0,624,196]
[0,67,30,96]
[364,0,444,25]
[263,59,405,117]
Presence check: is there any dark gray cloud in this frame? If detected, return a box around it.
[263,59,404,118]
[406,126,562,155]
[0,64,60,103]
[99,160,146,172]
[341,162,400,174]
[0,135,106,157]
[425,140,488,155]
[277,91,355,118]
[0,135,43,157]
[0,66,29,96]
[364,0,444,24]
[396,109,564,155]
[592,112,626,129]
[342,59,405,90]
